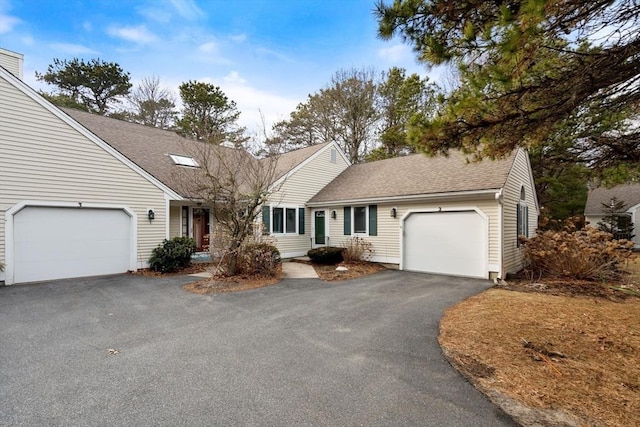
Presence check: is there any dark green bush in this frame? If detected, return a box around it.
[235,243,281,276]
[149,237,197,273]
[307,246,344,265]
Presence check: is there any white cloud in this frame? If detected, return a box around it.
[213,77,298,134]
[169,0,205,20]
[107,24,157,44]
[50,43,99,55]
[82,21,92,31]
[0,13,19,34]
[229,33,246,43]
[378,43,412,62]
[255,47,295,64]
[21,35,34,46]
[198,41,217,53]
[138,7,172,23]
[223,71,245,85]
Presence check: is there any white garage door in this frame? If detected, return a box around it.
[403,210,486,278]
[13,207,132,283]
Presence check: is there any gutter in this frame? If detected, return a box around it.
[306,188,501,207]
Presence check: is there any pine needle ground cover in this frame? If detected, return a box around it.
[439,278,640,426]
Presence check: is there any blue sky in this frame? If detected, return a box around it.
[0,0,436,134]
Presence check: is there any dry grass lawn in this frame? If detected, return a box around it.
[440,281,640,426]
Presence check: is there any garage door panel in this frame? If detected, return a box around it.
[404,211,486,278]
[13,207,132,283]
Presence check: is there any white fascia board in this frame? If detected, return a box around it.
[306,188,501,207]
[0,67,183,201]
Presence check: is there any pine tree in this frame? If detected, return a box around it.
[597,197,635,240]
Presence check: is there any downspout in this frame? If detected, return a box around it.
[495,189,504,282]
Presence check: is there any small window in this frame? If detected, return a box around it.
[181,206,189,236]
[285,208,296,233]
[273,208,284,233]
[517,203,529,246]
[170,154,199,167]
[353,206,367,234]
[330,148,337,163]
[520,186,526,200]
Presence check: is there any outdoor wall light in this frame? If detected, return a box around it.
[390,207,397,218]
[148,209,155,221]
[331,210,337,219]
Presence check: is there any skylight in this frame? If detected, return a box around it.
[169,154,199,167]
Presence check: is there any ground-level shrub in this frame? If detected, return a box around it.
[307,246,344,265]
[342,237,374,262]
[235,243,281,277]
[149,237,197,273]
[520,226,633,281]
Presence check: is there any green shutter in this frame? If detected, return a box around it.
[344,207,351,235]
[368,205,377,236]
[298,207,305,234]
[524,205,529,237]
[262,205,270,235]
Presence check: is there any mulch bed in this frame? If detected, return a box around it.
[310,261,387,281]
[183,274,281,294]
[129,262,215,277]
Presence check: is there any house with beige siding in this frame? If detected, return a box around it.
[61,108,350,261]
[0,49,180,285]
[1,48,350,284]
[1,47,539,284]
[306,149,539,279]
[584,183,640,249]
[261,143,351,258]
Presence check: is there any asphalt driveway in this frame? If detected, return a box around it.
[0,271,516,426]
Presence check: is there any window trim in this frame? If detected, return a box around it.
[270,205,300,235]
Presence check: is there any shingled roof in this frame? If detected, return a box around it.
[308,150,517,204]
[584,183,640,215]
[62,108,322,199]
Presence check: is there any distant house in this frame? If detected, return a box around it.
[584,183,640,248]
[1,48,539,284]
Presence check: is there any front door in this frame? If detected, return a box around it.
[314,210,326,245]
[193,208,210,252]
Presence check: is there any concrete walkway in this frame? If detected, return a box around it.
[282,260,319,279]
[188,261,319,279]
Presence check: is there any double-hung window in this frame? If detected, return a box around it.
[266,206,301,235]
[272,208,284,233]
[516,186,529,246]
[343,205,377,236]
[353,206,367,234]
